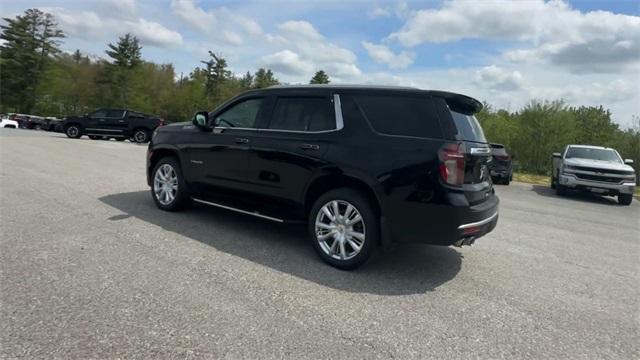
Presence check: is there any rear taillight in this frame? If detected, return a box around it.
[439,143,466,186]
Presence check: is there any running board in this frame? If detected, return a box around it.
[192,198,284,223]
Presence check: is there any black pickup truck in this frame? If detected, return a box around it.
[61,108,164,143]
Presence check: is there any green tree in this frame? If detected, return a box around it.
[310,70,330,84]
[253,68,279,88]
[201,51,231,98]
[100,33,142,106]
[0,8,64,113]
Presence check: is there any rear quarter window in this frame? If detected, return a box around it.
[354,95,443,139]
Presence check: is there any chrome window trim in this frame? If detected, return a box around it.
[211,94,344,135]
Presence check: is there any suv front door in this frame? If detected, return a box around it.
[185,97,266,196]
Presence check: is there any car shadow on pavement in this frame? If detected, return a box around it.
[99,191,462,296]
[531,185,620,205]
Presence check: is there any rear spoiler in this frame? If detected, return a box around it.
[429,91,483,114]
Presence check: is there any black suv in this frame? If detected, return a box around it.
[62,108,164,143]
[489,143,513,185]
[147,85,499,269]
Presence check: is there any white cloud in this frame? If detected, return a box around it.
[42,7,182,48]
[261,50,313,76]
[170,0,263,46]
[108,0,136,16]
[368,6,391,19]
[126,18,183,48]
[388,0,640,73]
[262,21,361,79]
[362,41,414,69]
[474,65,523,91]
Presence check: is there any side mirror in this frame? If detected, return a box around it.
[552,152,561,158]
[192,111,208,128]
[624,159,634,165]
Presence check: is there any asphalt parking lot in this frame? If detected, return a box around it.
[1,128,639,359]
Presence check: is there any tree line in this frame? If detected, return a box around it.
[1,9,638,175]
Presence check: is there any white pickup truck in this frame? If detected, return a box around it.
[552,145,636,205]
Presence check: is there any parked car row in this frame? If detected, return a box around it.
[1,108,165,144]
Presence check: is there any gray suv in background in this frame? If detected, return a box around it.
[552,145,636,205]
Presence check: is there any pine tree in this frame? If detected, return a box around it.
[0,9,64,112]
[200,51,231,97]
[310,70,330,84]
[101,33,143,106]
[253,68,279,89]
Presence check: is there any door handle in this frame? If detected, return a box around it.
[235,138,249,144]
[300,144,320,151]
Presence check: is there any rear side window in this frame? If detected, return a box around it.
[107,110,125,118]
[450,110,487,143]
[269,97,334,131]
[354,95,443,139]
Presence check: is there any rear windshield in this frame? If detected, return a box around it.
[565,147,621,162]
[451,110,487,143]
[491,147,507,156]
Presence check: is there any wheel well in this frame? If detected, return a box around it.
[133,127,150,134]
[304,175,381,217]
[64,122,82,130]
[149,149,180,173]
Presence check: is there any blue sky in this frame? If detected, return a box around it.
[2,0,639,126]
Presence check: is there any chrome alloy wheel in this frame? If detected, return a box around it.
[315,200,366,261]
[134,130,147,142]
[154,164,178,205]
[67,126,79,137]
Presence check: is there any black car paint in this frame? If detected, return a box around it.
[62,108,163,140]
[148,86,499,246]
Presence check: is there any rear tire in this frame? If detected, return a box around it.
[618,194,633,206]
[550,174,557,189]
[308,188,379,270]
[151,157,190,211]
[133,128,150,143]
[65,124,82,139]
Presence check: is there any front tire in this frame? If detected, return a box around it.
[133,128,150,143]
[65,124,82,139]
[618,194,633,206]
[308,188,379,270]
[151,157,190,211]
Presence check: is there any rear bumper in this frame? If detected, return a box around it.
[387,192,500,246]
[559,174,635,195]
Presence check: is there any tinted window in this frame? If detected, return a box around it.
[215,98,263,128]
[450,110,487,143]
[269,97,333,131]
[354,95,443,138]
[565,147,621,162]
[106,110,125,118]
[491,145,507,156]
[90,110,107,118]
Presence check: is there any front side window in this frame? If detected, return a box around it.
[565,147,621,162]
[268,97,334,131]
[214,98,263,128]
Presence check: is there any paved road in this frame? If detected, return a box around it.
[1,129,639,359]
